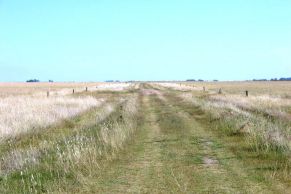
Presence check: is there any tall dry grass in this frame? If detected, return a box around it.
[0,82,98,97]
[93,83,133,91]
[184,81,291,97]
[0,93,141,193]
[0,82,137,139]
[0,82,134,97]
[155,81,291,97]
[0,96,102,140]
[209,94,291,121]
[154,82,202,91]
[180,93,291,152]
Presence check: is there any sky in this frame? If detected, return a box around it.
[0,0,291,82]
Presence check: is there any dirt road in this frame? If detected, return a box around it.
[92,87,283,193]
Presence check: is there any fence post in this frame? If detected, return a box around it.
[218,88,222,94]
[203,86,205,92]
[47,91,49,97]
[245,90,248,97]
[86,87,88,92]
[73,89,75,94]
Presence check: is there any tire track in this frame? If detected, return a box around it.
[92,87,279,193]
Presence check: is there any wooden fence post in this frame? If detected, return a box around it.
[47,91,49,97]
[203,86,205,92]
[73,89,75,94]
[245,90,248,97]
[218,88,222,94]
[86,87,88,92]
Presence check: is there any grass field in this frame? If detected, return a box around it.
[0,81,290,193]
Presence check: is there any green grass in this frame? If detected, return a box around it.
[165,90,291,192]
[78,88,279,193]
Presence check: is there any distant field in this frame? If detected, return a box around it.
[0,82,135,138]
[0,82,133,97]
[0,82,95,97]
[185,81,291,97]
[0,81,290,193]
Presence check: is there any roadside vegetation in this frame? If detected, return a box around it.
[0,96,102,139]
[154,82,291,190]
[0,83,140,193]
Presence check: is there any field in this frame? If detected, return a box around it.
[0,81,290,193]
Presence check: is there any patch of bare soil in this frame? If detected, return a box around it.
[203,157,219,167]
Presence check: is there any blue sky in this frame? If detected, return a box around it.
[0,0,291,81]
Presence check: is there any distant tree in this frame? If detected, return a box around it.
[186,79,196,82]
[253,79,268,81]
[198,79,204,82]
[279,77,291,81]
[213,79,219,82]
[49,80,54,82]
[26,79,40,82]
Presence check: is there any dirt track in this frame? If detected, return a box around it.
[93,87,283,193]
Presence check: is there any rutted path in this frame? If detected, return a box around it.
[93,88,278,193]
[93,90,166,193]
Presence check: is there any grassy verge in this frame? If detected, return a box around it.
[85,90,275,193]
[165,91,291,191]
[0,92,142,193]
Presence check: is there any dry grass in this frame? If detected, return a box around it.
[153,82,291,152]
[93,83,134,91]
[209,94,291,120]
[0,96,102,140]
[0,91,139,193]
[0,82,136,139]
[179,92,291,152]
[0,82,134,97]
[0,82,97,97]
[0,83,291,192]
[154,82,202,91]
[184,81,291,97]
[157,81,291,120]
[156,81,291,97]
